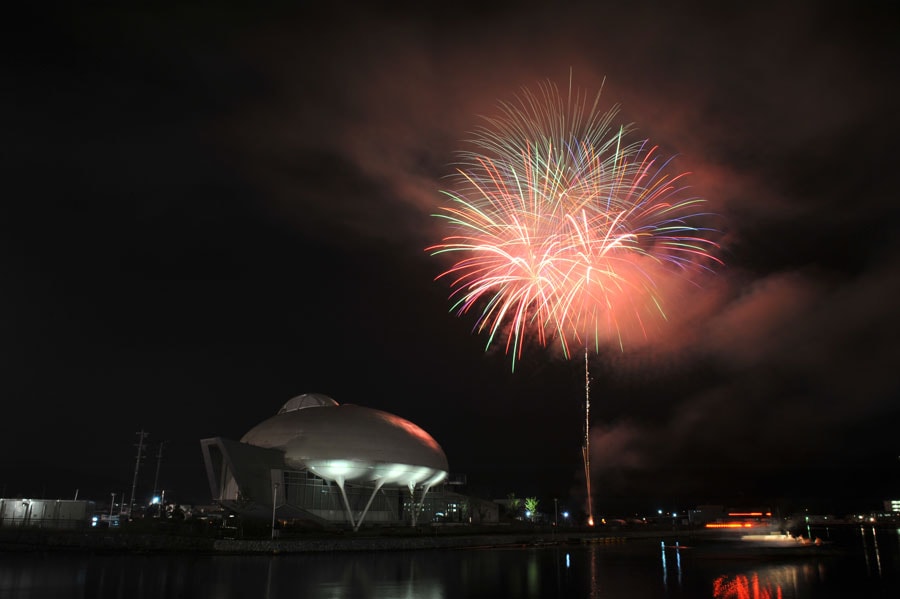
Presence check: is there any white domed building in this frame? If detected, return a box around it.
[200,394,481,529]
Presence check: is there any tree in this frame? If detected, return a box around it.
[525,497,540,522]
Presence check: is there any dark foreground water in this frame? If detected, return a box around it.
[1,527,898,598]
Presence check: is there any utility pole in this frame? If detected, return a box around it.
[152,440,168,517]
[152,441,167,499]
[128,430,149,517]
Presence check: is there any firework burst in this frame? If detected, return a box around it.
[429,80,720,525]
[430,81,720,366]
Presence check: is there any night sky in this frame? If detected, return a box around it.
[3,2,899,518]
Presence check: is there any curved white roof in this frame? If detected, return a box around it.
[241,398,448,488]
[277,393,340,414]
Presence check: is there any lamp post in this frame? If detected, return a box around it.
[271,482,279,541]
[109,493,116,518]
[554,498,559,529]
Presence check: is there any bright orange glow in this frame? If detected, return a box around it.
[705,522,756,528]
[587,516,595,527]
[376,412,442,452]
[727,512,771,517]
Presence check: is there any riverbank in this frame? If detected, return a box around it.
[213,531,636,554]
[0,522,835,555]
[0,526,698,555]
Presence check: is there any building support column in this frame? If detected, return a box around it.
[353,479,385,532]
[408,482,435,527]
[407,482,417,526]
[335,477,356,529]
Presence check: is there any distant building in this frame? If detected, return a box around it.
[0,498,95,529]
[688,505,726,526]
[201,394,498,530]
[885,499,900,514]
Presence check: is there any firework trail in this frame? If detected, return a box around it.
[429,79,720,524]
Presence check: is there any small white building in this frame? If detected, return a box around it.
[0,498,95,529]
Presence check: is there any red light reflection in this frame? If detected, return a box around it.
[713,573,783,599]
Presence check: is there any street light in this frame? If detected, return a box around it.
[562,511,569,527]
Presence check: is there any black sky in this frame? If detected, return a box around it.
[2,2,899,518]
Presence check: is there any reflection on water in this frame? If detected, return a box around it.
[660,540,684,592]
[713,571,779,599]
[1,530,898,598]
[706,525,900,599]
[712,568,790,599]
[859,524,883,577]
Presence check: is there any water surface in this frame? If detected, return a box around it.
[1,527,897,598]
